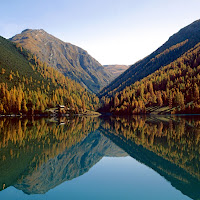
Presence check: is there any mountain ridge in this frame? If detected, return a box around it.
[98,19,200,98]
[103,65,129,79]
[0,35,99,114]
[10,29,114,93]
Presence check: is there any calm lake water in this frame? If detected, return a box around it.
[0,115,199,200]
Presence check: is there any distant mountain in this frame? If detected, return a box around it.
[10,29,113,93]
[103,65,129,79]
[0,36,99,114]
[99,19,200,98]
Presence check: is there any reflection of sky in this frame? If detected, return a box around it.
[1,0,200,65]
[0,156,191,200]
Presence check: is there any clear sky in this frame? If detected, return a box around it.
[1,0,200,65]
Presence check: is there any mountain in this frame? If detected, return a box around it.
[103,65,129,79]
[0,36,99,115]
[0,35,45,89]
[10,29,113,93]
[99,19,200,98]
[100,41,200,114]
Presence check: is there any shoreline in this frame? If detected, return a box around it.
[1,113,200,118]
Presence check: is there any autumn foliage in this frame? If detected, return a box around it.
[0,38,99,115]
[100,43,200,114]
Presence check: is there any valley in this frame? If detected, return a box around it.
[1,20,200,115]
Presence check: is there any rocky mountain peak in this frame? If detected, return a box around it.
[10,29,114,93]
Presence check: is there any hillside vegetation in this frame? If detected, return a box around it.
[100,42,200,114]
[99,19,200,98]
[10,29,114,93]
[0,36,99,115]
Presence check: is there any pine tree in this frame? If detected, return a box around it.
[22,99,28,113]
[9,73,13,81]
[1,68,5,74]
[168,92,173,109]
[194,83,199,101]
[114,94,120,108]
[0,104,4,113]
[75,105,79,114]
[157,91,163,106]
[82,98,86,112]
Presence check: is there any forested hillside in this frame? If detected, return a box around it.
[10,29,113,93]
[100,42,200,114]
[99,19,200,98]
[0,36,99,115]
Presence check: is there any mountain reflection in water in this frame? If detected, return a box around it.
[0,115,199,200]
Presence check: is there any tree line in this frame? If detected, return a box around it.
[100,42,200,114]
[0,44,99,115]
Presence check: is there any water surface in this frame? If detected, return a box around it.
[0,116,199,200]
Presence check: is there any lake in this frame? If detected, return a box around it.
[0,115,199,200]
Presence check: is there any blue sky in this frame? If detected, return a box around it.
[1,0,200,65]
